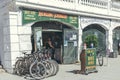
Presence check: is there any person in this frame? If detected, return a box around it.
[31,33,35,53]
[45,38,55,59]
[118,41,120,55]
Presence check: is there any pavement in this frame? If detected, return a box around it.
[0,55,120,80]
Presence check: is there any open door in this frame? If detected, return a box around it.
[33,27,42,51]
[63,29,78,64]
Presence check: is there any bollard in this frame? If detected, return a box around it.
[79,49,86,74]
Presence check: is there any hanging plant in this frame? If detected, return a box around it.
[84,34,98,48]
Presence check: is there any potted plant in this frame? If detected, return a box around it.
[84,34,98,48]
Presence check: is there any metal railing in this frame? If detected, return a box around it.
[111,1,120,11]
[80,0,108,9]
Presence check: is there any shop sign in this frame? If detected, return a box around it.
[22,10,78,28]
[85,48,96,72]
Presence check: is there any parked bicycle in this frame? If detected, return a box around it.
[29,51,47,79]
[37,48,59,77]
[14,49,59,79]
[14,51,32,75]
[14,36,59,79]
[96,49,104,66]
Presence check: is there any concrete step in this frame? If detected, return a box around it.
[0,65,6,73]
[0,65,2,69]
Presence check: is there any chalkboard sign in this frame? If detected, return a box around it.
[85,48,97,74]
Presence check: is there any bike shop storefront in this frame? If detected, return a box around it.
[22,10,78,64]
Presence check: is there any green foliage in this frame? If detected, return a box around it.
[84,34,98,48]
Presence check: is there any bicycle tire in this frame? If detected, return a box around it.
[29,61,47,79]
[98,53,103,66]
[15,60,25,76]
[49,60,59,76]
[42,60,54,77]
[14,60,20,74]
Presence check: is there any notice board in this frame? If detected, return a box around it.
[85,48,97,74]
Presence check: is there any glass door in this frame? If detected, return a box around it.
[33,27,42,51]
[63,29,78,64]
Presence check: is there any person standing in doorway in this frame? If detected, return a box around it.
[118,40,120,55]
[45,38,55,59]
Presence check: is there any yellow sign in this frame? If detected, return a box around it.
[39,12,67,19]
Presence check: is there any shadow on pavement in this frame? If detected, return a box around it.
[66,70,85,74]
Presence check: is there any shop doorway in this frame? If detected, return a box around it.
[31,21,78,64]
[42,31,63,63]
[63,29,78,64]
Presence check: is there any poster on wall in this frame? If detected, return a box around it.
[64,30,77,41]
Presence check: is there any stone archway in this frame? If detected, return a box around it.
[82,24,106,51]
[31,20,76,30]
[113,27,120,54]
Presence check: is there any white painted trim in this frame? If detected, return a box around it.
[16,1,120,20]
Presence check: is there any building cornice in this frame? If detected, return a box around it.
[16,1,120,20]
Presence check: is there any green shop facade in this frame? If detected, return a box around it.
[22,10,79,64]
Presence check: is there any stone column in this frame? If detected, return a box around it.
[107,28,113,52]
[78,16,83,61]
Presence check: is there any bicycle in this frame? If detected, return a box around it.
[29,51,47,79]
[38,37,59,77]
[14,51,32,76]
[14,49,59,79]
[96,49,104,66]
[38,48,59,77]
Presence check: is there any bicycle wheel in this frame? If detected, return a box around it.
[29,61,47,79]
[98,53,103,66]
[42,60,54,77]
[15,60,25,76]
[49,60,59,76]
[14,60,20,74]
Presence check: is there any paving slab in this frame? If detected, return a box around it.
[0,56,120,80]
